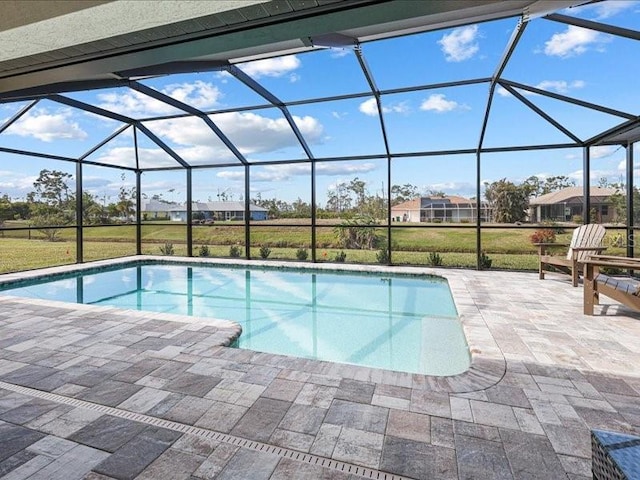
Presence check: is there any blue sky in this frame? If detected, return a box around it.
[0,0,639,206]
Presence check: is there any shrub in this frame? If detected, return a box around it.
[198,245,210,257]
[334,251,347,262]
[376,247,389,264]
[480,251,492,269]
[572,215,583,224]
[427,251,443,266]
[159,242,175,256]
[259,245,271,259]
[529,229,556,244]
[296,248,308,261]
[229,245,242,258]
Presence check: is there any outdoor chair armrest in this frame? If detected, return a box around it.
[533,243,569,247]
[570,247,607,252]
[583,256,640,270]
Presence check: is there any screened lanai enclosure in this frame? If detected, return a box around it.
[0,0,639,273]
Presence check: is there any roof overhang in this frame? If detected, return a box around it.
[0,0,582,98]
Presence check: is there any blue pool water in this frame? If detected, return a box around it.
[0,263,470,375]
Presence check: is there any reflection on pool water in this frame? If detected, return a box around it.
[0,263,470,375]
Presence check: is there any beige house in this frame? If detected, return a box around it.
[391,196,491,223]
[528,187,618,223]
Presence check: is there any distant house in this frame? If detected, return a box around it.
[528,187,618,223]
[163,201,268,222]
[391,196,491,223]
[140,200,175,219]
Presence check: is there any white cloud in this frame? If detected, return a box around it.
[359,98,379,116]
[422,181,476,198]
[316,162,377,176]
[420,94,465,113]
[535,79,585,94]
[96,81,221,117]
[238,55,301,79]
[128,111,324,164]
[359,98,410,116]
[543,26,604,58]
[219,162,377,184]
[591,145,617,159]
[497,79,585,97]
[6,108,87,142]
[438,25,479,62]
[567,0,636,19]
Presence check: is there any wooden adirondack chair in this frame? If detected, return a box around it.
[535,224,606,287]
[583,255,640,315]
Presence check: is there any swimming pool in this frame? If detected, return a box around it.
[0,262,470,375]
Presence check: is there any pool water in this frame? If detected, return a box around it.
[0,263,470,375]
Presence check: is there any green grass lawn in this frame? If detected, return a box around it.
[0,222,630,273]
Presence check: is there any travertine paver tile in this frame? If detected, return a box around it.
[269,457,358,480]
[529,399,563,426]
[294,383,337,408]
[453,420,500,442]
[0,397,58,425]
[231,398,291,443]
[542,423,591,458]
[27,435,76,458]
[240,365,281,386]
[261,379,304,402]
[332,427,383,469]
[450,397,473,422]
[68,415,147,452]
[171,433,219,457]
[23,443,110,480]
[572,405,633,432]
[385,409,430,443]
[163,372,222,397]
[381,435,457,480]
[77,380,144,407]
[410,390,451,417]
[583,374,638,396]
[335,379,375,404]
[512,407,545,435]
[558,454,592,477]
[324,399,388,434]
[499,428,566,480]
[161,395,213,425]
[136,447,206,480]
[278,403,326,435]
[309,423,341,457]
[0,449,43,477]
[469,400,519,430]
[269,428,315,452]
[92,426,181,480]
[455,434,513,480]
[192,443,239,479]
[216,447,280,480]
[0,421,46,462]
[485,385,531,408]
[205,379,266,407]
[195,401,247,433]
[431,416,455,448]
[116,387,171,413]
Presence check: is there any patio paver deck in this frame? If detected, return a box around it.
[0,259,639,479]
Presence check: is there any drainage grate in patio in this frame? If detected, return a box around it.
[0,380,414,480]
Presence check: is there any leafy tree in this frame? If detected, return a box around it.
[484,178,529,223]
[115,173,136,221]
[28,169,73,208]
[333,214,381,249]
[522,175,575,197]
[326,181,352,213]
[27,169,74,241]
[391,183,419,205]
